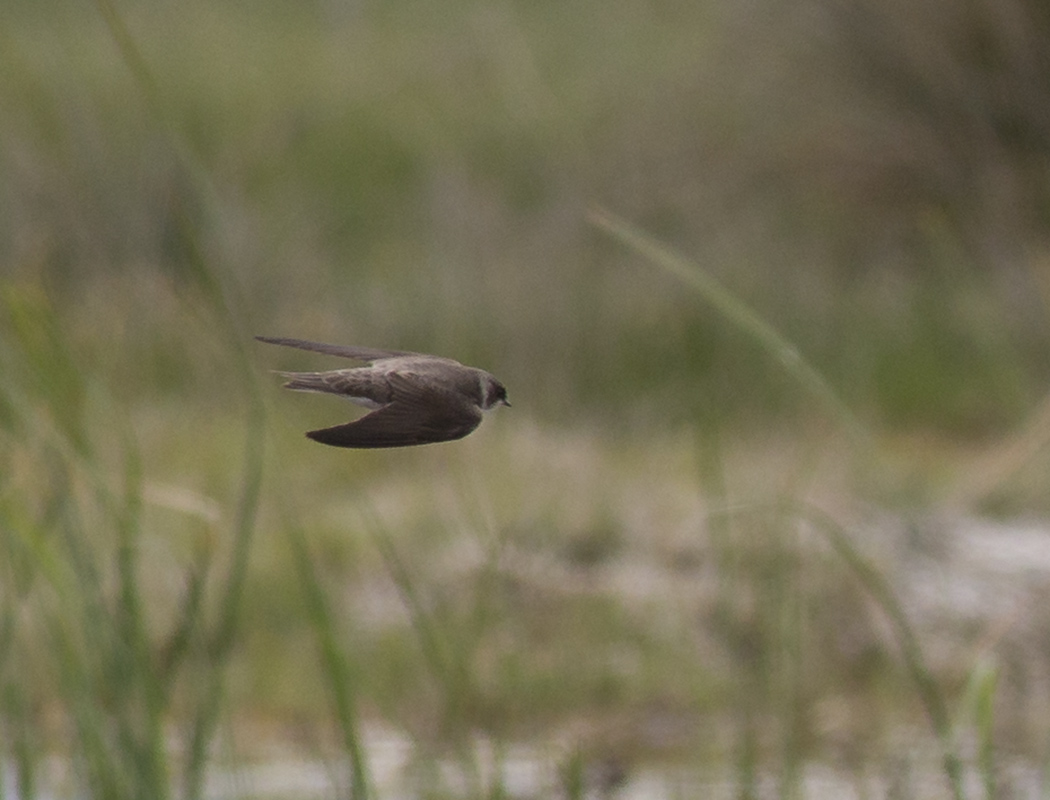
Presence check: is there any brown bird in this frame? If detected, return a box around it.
[257,336,510,448]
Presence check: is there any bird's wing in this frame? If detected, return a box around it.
[256,336,417,362]
[305,374,482,448]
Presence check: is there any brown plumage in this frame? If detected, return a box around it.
[257,336,509,448]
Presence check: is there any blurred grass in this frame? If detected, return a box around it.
[0,280,263,798]
[4,0,1046,433]
[4,0,1050,796]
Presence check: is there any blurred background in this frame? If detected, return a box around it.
[4,0,1050,797]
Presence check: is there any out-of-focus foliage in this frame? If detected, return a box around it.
[5,2,1050,795]
[3,0,1050,433]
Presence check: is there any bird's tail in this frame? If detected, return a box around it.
[274,371,337,395]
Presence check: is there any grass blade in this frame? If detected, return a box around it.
[590,209,871,453]
[799,503,965,800]
[288,525,372,800]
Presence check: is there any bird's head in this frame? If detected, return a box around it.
[481,376,511,409]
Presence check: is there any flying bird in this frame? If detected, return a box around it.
[257,336,510,448]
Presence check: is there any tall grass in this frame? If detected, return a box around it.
[0,0,266,785]
[4,0,1050,797]
[593,211,990,798]
[287,516,372,800]
[0,280,263,799]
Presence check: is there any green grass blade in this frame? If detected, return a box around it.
[590,209,871,453]
[362,507,454,690]
[956,655,999,800]
[799,503,965,800]
[288,525,373,800]
[183,391,264,800]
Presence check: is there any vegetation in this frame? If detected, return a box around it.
[3,0,1050,796]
